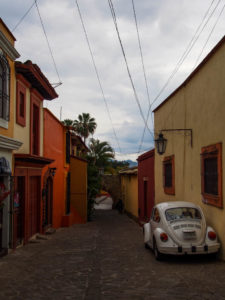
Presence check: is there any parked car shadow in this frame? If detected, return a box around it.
[156,253,220,265]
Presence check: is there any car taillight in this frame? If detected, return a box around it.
[208,231,217,240]
[160,232,168,242]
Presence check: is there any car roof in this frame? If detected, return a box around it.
[155,201,200,212]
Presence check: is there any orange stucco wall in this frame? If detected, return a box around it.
[70,156,87,223]
[42,108,65,229]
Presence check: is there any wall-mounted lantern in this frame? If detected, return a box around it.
[155,133,167,155]
[49,167,57,177]
[155,129,192,155]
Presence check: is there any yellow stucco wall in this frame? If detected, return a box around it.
[121,174,138,218]
[154,40,225,259]
[70,156,87,222]
[0,22,15,46]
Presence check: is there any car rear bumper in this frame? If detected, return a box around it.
[159,243,220,255]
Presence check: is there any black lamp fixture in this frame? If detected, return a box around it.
[49,167,57,177]
[155,133,167,155]
[155,129,192,155]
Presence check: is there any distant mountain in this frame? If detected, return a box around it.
[125,160,137,167]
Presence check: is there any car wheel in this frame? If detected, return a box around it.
[153,238,163,261]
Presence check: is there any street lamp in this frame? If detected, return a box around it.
[155,133,167,155]
[155,129,193,155]
[49,167,57,177]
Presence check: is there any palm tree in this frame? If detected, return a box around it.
[88,138,114,168]
[62,119,74,126]
[73,113,97,144]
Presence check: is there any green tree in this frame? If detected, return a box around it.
[62,119,74,126]
[88,138,115,168]
[73,113,97,144]
[87,164,101,221]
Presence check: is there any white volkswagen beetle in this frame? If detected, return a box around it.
[143,201,220,260]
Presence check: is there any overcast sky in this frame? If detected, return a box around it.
[1,0,225,161]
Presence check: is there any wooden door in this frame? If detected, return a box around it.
[28,176,40,238]
[0,208,3,251]
[13,176,25,248]
[43,177,53,228]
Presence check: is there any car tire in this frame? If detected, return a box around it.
[153,238,163,261]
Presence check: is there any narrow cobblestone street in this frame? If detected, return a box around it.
[0,210,225,300]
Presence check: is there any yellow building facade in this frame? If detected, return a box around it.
[120,167,138,220]
[0,19,22,255]
[70,156,87,223]
[154,36,225,259]
[0,19,19,138]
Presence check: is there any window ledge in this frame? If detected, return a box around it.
[0,118,8,129]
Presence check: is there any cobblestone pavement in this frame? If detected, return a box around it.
[0,210,225,300]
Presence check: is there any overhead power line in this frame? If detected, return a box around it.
[131,0,154,153]
[131,0,151,108]
[11,0,62,87]
[12,1,36,32]
[194,0,225,67]
[75,0,122,153]
[160,0,223,130]
[108,0,154,139]
[138,0,221,151]
[34,0,62,87]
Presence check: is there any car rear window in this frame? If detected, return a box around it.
[165,207,202,221]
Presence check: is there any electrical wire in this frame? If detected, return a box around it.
[131,0,151,108]
[194,1,225,67]
[12,1,36,32]
[75,0,122,153]
[160,0,224,131]
[138,0,220,151]
[131,0,155,153]
[108,0,154,139]
[34,0,62,86]
[116,146,154,156]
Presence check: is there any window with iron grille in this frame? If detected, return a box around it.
[16,78,27,127]
[201,143,222,208]
[163,155,175,195]
[0,54,10,121]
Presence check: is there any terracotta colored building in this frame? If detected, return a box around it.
[0,19,22,256]
[13,61,58,246]
[153,36,225,259]
[42,108,65,231]
[137,149,155,225]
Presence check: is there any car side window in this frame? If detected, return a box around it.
[153,208,160,223]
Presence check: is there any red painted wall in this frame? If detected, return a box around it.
[137,149,155,225]
[42,108,65,229]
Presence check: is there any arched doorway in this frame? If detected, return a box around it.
[43,176,53,229]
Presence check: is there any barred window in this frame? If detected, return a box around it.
[163,155,175,195]
[16,80,26,126]
[0,54,10,121]
[201,143,222,208]
[204,157,218,195]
